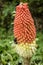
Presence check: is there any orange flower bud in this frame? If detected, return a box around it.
[14,3,36,44]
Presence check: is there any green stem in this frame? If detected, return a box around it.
[23,58,31,65]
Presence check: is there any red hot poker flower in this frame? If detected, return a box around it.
[14,3,36,44]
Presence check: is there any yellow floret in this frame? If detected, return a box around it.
[15,40,37,58]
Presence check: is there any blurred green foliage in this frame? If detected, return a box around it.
[31,32,43,65]
[0,32,43,65]
[0,0,43,33]
[0,0,43,65]
[0,41,21,65]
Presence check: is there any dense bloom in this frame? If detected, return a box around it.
[14,3,36,44]
[15,40,37,58]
